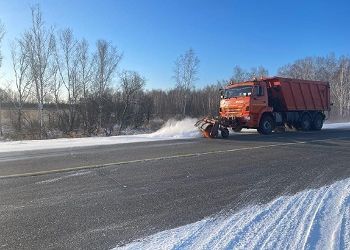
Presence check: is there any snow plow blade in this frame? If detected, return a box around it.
[195,118,219,138]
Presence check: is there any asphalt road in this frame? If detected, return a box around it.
[1,128,350,249]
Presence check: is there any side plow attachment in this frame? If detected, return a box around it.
[195,118,228,138]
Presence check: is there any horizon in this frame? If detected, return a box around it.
[0,0,350,90]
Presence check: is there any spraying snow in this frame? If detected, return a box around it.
[149,118,201,138]
[116,178,350,250]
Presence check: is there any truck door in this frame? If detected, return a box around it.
[250,83,268,119]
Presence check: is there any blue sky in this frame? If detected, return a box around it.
[0,0,349,89]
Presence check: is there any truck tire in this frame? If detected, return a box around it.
[300,114,312,131]
[258,115,274,135]
[311,113,324,130]
[221,128,229,138]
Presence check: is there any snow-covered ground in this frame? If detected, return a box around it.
[0,120,349,153]
[323,122,350,129]
[117,178,350,250]
[0,118,201,153]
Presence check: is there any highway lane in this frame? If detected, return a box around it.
[0,128,350,249]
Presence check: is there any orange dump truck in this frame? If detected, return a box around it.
[195,77,331,138]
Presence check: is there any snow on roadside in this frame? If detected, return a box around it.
[323,122,350,129]
[0,118,200,153]
[116,178,350,250]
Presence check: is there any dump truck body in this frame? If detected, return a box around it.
[266,77,330,112]
[195,77,330,138]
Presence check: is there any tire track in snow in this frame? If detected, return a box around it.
[116,178,350,250]
[299,187,331,249]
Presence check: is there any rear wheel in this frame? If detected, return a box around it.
[311,113,324,130]
[300,114,312,131]
[258,115,274,135]
[221,128,229,138]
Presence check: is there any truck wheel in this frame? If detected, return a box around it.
[233,127,242,133]
[258,115,274,135]
[300,114,312,131]
[221,128,229,138]
[311,113,324,130]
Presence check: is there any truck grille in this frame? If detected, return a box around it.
[223,107,242,114]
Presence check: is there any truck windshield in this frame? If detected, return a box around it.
[223,86,252,99]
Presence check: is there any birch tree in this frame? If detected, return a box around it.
[55,28,81,132]
[118,70,145,133]
[11,41,31,131]
[76,39,93,134]
[0,20,4,69]
[24,6,55,138]
[92,39,122,129]
[173,48,199,116]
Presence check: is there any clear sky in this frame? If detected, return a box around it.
[0,0,349,89]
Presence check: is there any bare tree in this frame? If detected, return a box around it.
[11,40,31,131]
[76,38,93,134]
[0,19,4,69]
[23,5,56,138]
[173,48,199,116]
[118,70,145,134]
[55,28,81,132]
[231,65,269,83]
[0,20,5,136]
[92,39,122,130]
[333,57,350,118]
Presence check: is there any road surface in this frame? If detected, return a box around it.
[1,128,350,249]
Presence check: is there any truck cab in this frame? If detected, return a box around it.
[220,81,271,130]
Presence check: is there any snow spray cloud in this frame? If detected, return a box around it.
[117,177,350,250]
[149,118,201,138]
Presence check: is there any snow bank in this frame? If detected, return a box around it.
[0,118,199,153]
[117,178,350,250]
[323,122,350,129]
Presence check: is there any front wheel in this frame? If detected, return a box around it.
[221,128,229,138]
[258,115,274,135]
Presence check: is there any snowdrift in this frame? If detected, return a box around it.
[117,177,350,249]
[323,122,350,129]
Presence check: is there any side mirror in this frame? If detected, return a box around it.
[219,89,224,99]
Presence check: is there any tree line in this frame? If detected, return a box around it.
[0,7,349,139]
